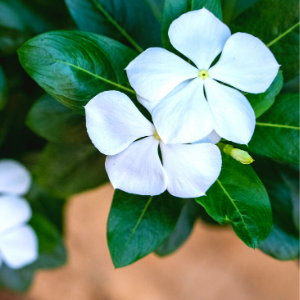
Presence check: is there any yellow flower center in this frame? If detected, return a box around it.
[198,69,209,80]
[153,129,161,141]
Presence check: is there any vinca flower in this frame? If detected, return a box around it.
[0,159,38,269]
[85,91,222,198]
[126,8,280,145]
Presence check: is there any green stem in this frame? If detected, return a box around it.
[267,21,300,48]
[90,0,143,53]
[256,122,300,130]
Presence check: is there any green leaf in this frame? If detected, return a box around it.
[249,94,299,164]
[247,71,283,118]
[155,199,200,256]
[35,143,108,198]
[27,94,90,144]
[18,31,137,114]
[195,154,272,248]
[161,0,222,52]
[230,0,299,82]
[252,157,299,260]
[0,65,7,111]
[65,0,162,53]
[107,190,184,268]
[0,214,66,292]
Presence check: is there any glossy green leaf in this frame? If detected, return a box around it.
[107,190,184,268]
[0,65,7,111]
[249,94,299,164]
[0,214,66,292]
[155,199,200,256]
[27,94,90,144]
[18,31,137,114]
[195,154,272,248]
[230,0,299,82]
[247,71,283,118]
[35,143,108,198]
[252,157,299,260]
[161,0,222,52]
[65,0,161,53]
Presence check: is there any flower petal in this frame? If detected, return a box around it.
[160,142,222,198]
[0,159,31,196]
[193,130,221,144]
[136,94,159,114]
[209,33,280,93]
[106,136,167,196]
[152,78,215,144]
[205,78,255,144]
[0,196,32,233]
[126,48,198,102]
[85,91,154,155]
[169,8,231,70]
[0,225,38,269]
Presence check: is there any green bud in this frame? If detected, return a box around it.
[230,149,254,164]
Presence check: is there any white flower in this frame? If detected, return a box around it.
[126,8,280,145]
[0,159,38,269]
[85,91,222,198]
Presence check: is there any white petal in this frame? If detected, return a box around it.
[205,78,255,144]
[0,196,31,233]
[137,80,191,113]
[152,78,215,144]
[126,48,198,102]
[193,130,221,144]
[169,8,231,70]
[160,143,222,198]
[106,136,167,196]
[0,159,31,196]
[85,91,154,156]
[136,94,159,114]
[209,33,280,93]
[0,225,38,269]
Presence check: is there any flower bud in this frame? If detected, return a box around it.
[230,149,254,164]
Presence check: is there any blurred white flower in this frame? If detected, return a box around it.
[126,8,280,145]
[85,91,222,198]
[0,159,38,269]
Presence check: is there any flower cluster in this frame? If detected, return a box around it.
[85,8,279,197]
[0,159,38,269]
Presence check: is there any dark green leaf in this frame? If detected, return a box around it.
[18,31,137,114]
[249,94,299,164]
[27,94,90,144]
[0,65,7,111]
[65,0,161,52]
[196,154,272,248]
[252,157,299,260]
[155,199,200,256]
[230,0,299,82]
[35,143,108,198]
[0,214,66,292]
[247,71,283,118]
[107,190,184,268]
[161,0,222,52]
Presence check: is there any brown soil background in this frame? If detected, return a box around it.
[1,183,299,300]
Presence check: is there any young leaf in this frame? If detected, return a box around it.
[246,71,283,118]
[249,94,299,164]
[35,143,108,198]
[18,31,137,114]
[230,0,299,82]
[161,0,222,52]
[195,154,272,249]
[155,199,200,256]
[26,94,90,144]
[64,0,161,52]
[107,190,184,268]
[252,157,299,260]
